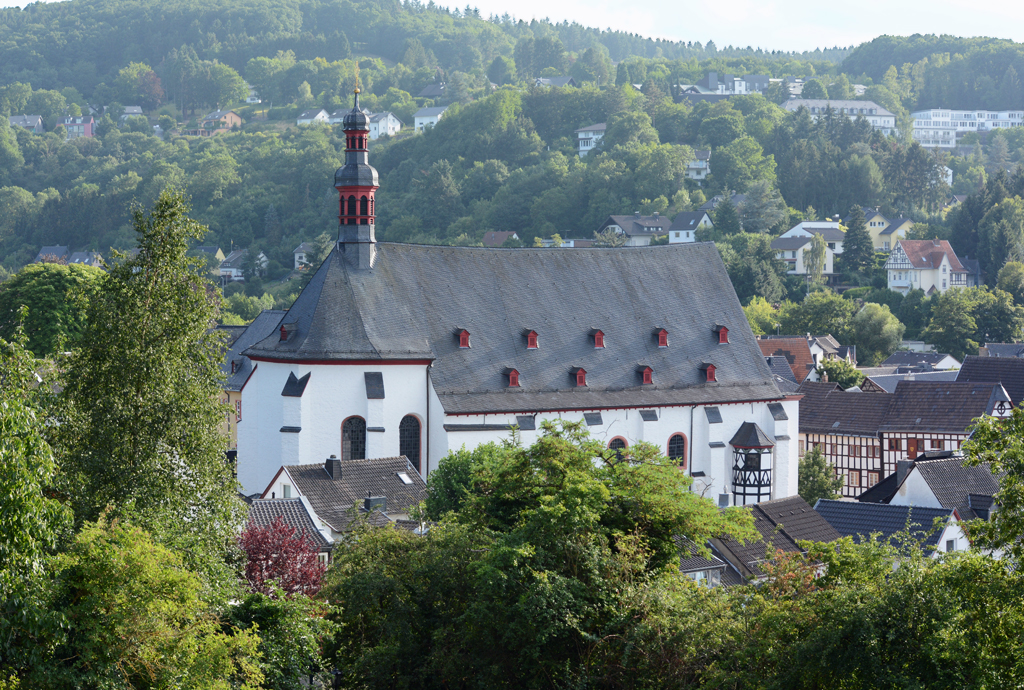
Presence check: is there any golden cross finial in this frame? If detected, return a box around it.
[354,63,361,94]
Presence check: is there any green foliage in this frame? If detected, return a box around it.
[56,190,245,592]
[963,407,1024,565]
[817,357,866,389]
[843,204,874,274]
[779,290,857,340]
[0,263,105,356]
[713,196,741,235]
[743,295,780,335]
[852,302,906,365]
[923,286,1024,359]
[799,80,828,99]
[804,232,827,285]
[719,232,788,304]
[997,260,1024,304]
[798,445,843,505]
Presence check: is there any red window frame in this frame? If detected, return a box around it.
[705,364,716,382]
[657,329,668,347]
[576,369,587,387]
[593,331,605,348]
[642,367,653,384]
[526,331,538,349]
[508,369,520,387]
[458,330,470,348]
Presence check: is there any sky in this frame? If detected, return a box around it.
[1,0,1023,53]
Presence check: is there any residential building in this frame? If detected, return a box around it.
[482,231,520,247]
[956,355,1024,407]
[59,115,94,139]
[978,343,1024,358]
[686,150,711,183]
[757,337,818,384]
[414,106,447,132]
[201,110,242,131]
[245,83,261,104]
[293,242,313,269]
[575,123,606,157]
[668,211,713,243]
[247,498,333,561]
[698,193,746,212]
[885,239,973,295]
[778,221,845,253]
[192,246,226,264]
[297,109,329,126]
[417,82,446,99]
[234,92,800,507]
[535,76,577,88]
[860,369,959,393]
[814,500,965,556]
[770,235,836,279]
[368,112,402,139]
[843,207,912,251]
[911,108,1024,149]
[120,106,144,120]
[33,245,69,263]
[9,115,43,133]
[260,455,428,537]
[221,310,286,451]
[68,251,103,268]
[783,99,895,135]
[677,72,771,97]
[597,212,673,246]
[219,249,268,282]
[881,351,962,370]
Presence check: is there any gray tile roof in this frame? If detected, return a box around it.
[879,381,1009,433]
[981,343,1024,358]
[771,236,813,251]
[604,214,673,236]
[674,536,727,573]
[957,355,1024,407]
[34,245,69,262]
[814,499,953,551]
[668,211,711,232]
[243,243,783,415]
[881,351,957,368]
[864,370,959,394]
[913,456,1000,520]
[283,456,426,533]
[798,381,892,435]
[414,106,447,117]
[223,310,287,392]
[248,498,330,549]
[783,99,894,117]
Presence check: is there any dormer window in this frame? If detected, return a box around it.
[525,330,538,349]
[655,328,668,347]
[700,362,717,382]
[590,329,605,348]
[639,365,653,385]
[279,325,288,341]
[503,367,520,387]
[456,328,470,348]
[714,325,729,344]
[571,367,587,387]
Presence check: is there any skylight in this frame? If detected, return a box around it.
[397,472,413,485]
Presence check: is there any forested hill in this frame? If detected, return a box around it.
[0,0,848,94]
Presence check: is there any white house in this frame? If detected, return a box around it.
[297,109,329,126]
[245,83,261,104]
[911,108,1024,148]
[885,239,973,295]
[686,150,711,184]
[414,106,447,132]
[783,99,895,135]
[220,249,268,282]
[575,123,606,157]
[368,112,402,139]
[293,242,313,270]
[779,221,845,254]
[668,211,713,243]
[771,236,835,277]
[234,93,800,509]
[597,212,673,246]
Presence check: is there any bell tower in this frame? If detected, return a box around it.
[334,85,379,269]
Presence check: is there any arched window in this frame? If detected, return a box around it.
[347,195,357,216]
[342,416,366,461]
[668,434,687,468]
[609,437,627,451]
[360,195,368,215]
[399,415,421,472]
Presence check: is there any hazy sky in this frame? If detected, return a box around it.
[1,0,1022,53]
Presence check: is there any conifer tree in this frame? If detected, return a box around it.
[843,204,874,273]
[714,196,741,235]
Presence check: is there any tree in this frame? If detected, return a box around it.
[0,118,24,184]
[852,302,905,365]
[238,516,327,597]
[738,180,787,233]
[710,136,776,193]
[898,288,932,339]
[800,79,828,99]
[779,290,857,340]
[0,263,106,356]
[804,232,827,285]
[743,296,781,335]
[487,56,515,86]
[714,196,741,235]
[592,227,625,247]
[817,357,865,389]
[922,288,979,359]
[56,190,245,589]
[798,445,843,505]
[997,261,1024,305]
[963,407,1024,564]
[764,79,791,105]
[843,205,874,274]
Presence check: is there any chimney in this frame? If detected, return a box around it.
[325,455,342,479]
[634,211,641,218]
[933,239,940,246]
[653,211,659,219]
[364,494,386,513]
[897,460,914,486]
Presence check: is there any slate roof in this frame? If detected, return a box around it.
[896,240,966,272]
[771,236,813,251]
[879,381,1009,433]
[669,211,711,232]
[797,380,891,436]
[417,83,446,98]
[202,109,237,120]
[248,498,330,549]
[294,242,313,254]
[783,99,894,117]
[757,337,816,382]
[800,226,846,241]
[369,111,400,124]
[9,114,42,129]
[766,355,797,384]
[674,536,727,574]
[957,355,1024,407]
[220,249,248,269]
[244,242,783,415]
[814,499,953,551]
[604,214,673,236]
[865,370,959,393]
[881,351,957,368]
[699,193,746,211]
[298,109,327,120]
[575,123,607,132]
[913,456,1000,520]
[278,457,426,533]
[536,76,577,87]
[482,231,519,247]
[34,245,69,262]
[981,343,1024,358]
[223,310,287,392]
[68,251,103,266]
[414,106,448,118]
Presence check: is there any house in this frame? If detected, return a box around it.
[221,310,287,451]
[844,207,912,251]
[814,500,965,556]
[686,150,711,183]
[676,536,730,586]
[417,82,446,99]
[778,222,845,254]
[766,355,800,393]
[880,351,961,371]
[59,115,94,140]
[191,246,226,268]
[245,83,261,104]
[246,498,333,561]
[575,123,606,157]
[885,240,974,295]
[68,251,103,268]
[771,235,836,279]
[119,106,144,121]
[694,72,771,96]
[535,76,577,88]
[219,249,268,282]
[597,212,673,246]
[911,108,1024,149]
[757,337,818,383]
[414,106,447,132]
[293,242,313,269]
[201,110,242,131]
[979,343,1024,358]
[668,211,713,243]
[861,369,959,393]
[33,245,70,263]
[234,92,800,505]
[698,193,746,212]
[297,109,329,126]
[956,355,1024,407]
[368,112,402,139]
[261,455,428,538]
[783,99,895,135]
[709,496,841,585]
[9,115,43,134]
[482,231,520,247]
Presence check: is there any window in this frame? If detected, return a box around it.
[399,415,421,472]
[717,326,729,344]
[847,470,861,487]
[888,438,901,451]
[397,472,413,485]
[668,434,687,468]
[867,471,880,487]
[609,437,627,451]
[931,439,942,449]
[347,195,356,216]
[657,329,668,347]
[282,484,292,498]
[705,364,717,382]
[458,330,470,348]
[593,330,605,348]
[641,367,653,384]
[506,369,520,387]
[575,368,587,387]
[360,195,368,215]
[342,416,366,461]
[526,331,538,349]
[946,539,956,552]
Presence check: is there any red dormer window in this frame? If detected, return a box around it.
[704,364,717,382]
[592,330,605,348]
[642,367,653,385]
[458,329,470,348]
[279,325,288,341]
[526,330,538,349]
[656,329,668,347]
[506,368,520,387]
[573,367,587,387]
[716,326,729,344]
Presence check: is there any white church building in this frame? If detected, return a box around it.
[234,92,801,508]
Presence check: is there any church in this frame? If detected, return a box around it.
[235,91,800,507]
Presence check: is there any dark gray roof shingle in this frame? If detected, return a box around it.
[957,355,1024,407]
[814,499,954,551]
[879,381,1009,433]
[914,456,1000,520]
[223,310,286,392]
[248,498,330,549]
[798,381,891,436]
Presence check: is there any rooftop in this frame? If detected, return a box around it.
[814,499,954,551]
[957,355,1024,407]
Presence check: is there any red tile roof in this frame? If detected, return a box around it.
[757,337,816,382]
[897,240,965,272]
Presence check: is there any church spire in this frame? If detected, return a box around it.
[334,86,379,269]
